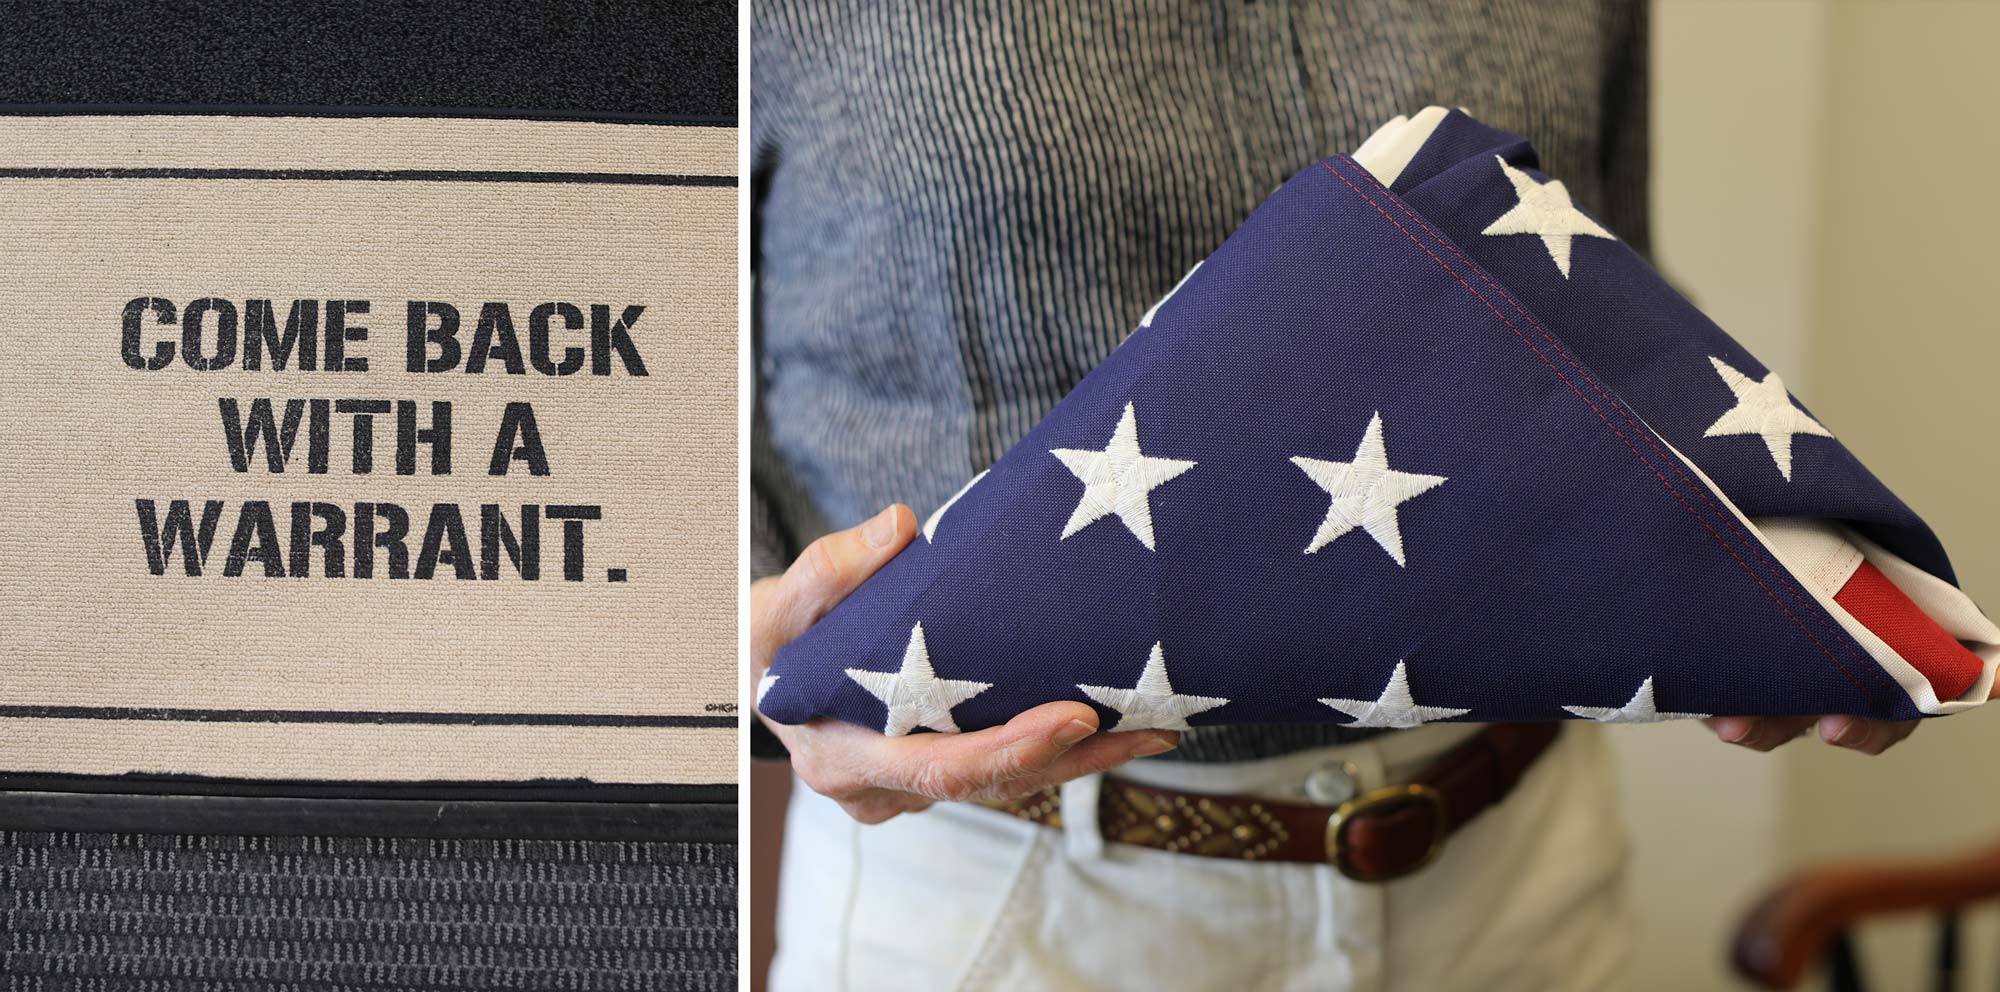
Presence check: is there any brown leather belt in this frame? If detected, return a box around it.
[983,723,1561,883]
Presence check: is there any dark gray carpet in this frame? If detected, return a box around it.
[1,833,736,991]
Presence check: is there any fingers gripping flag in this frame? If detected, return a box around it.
[759,109,1999,737]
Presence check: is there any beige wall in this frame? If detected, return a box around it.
[1630,1,2000,987]
[1789,0,2000,984]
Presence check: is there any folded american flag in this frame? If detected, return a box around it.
[758,108,1998,737]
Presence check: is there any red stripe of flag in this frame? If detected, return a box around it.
[1834,560,1984,704]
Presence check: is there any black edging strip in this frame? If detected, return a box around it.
[0,166,734,186]
[0,102,734,126]
[0,793,736,841]
[0,705,734,728]
[0,774,733,836]
[0,2,735,121]
[0,773,733,804]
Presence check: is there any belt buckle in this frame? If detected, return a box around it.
[1324,783,1448,883]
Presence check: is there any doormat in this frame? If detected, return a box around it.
[0,113,737,799]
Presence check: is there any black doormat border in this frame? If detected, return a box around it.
[0,102,733,126]
[0,787,735,841]
[0,1,737,124]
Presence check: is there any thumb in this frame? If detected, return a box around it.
[877,701,1103,802]
[768,504,917,644]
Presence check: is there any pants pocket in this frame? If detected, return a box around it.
[770,785,1044,991]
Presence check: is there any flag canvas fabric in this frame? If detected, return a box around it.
[757,109,1999,738]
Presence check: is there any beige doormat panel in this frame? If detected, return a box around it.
[0,115,736,175]
[0,115,737,787]
[0,718,734,786]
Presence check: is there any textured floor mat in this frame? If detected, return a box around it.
[2,832,736,991]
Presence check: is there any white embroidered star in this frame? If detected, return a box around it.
[1290,411,1448,566]
[1077,642,1229,732]
[1481,155,1616,278]
[1561,677,1708,724]
[1701,357,1832,482]
[1138,260,1202,329]
[755,673,779,707]
[1321,660,1470,729]
[1051,402,1197,550]
[923,469,989,542]
[844,623,992,737]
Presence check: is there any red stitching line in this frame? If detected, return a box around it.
[1329,156,1896,701]
[1316,157,1881,704]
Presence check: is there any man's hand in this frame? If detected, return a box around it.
[751,504,1178,825]
[1703,715,1919,755]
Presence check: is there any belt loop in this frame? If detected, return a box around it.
[1346,735,1389,794]
[1058,774,1106,861]
[1476,726,1516,794]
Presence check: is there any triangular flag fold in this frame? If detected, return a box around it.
[760,110,1997,736]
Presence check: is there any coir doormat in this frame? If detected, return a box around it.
[0,113,737,801]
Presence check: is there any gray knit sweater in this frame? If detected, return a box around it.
[752,0,1651,761]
